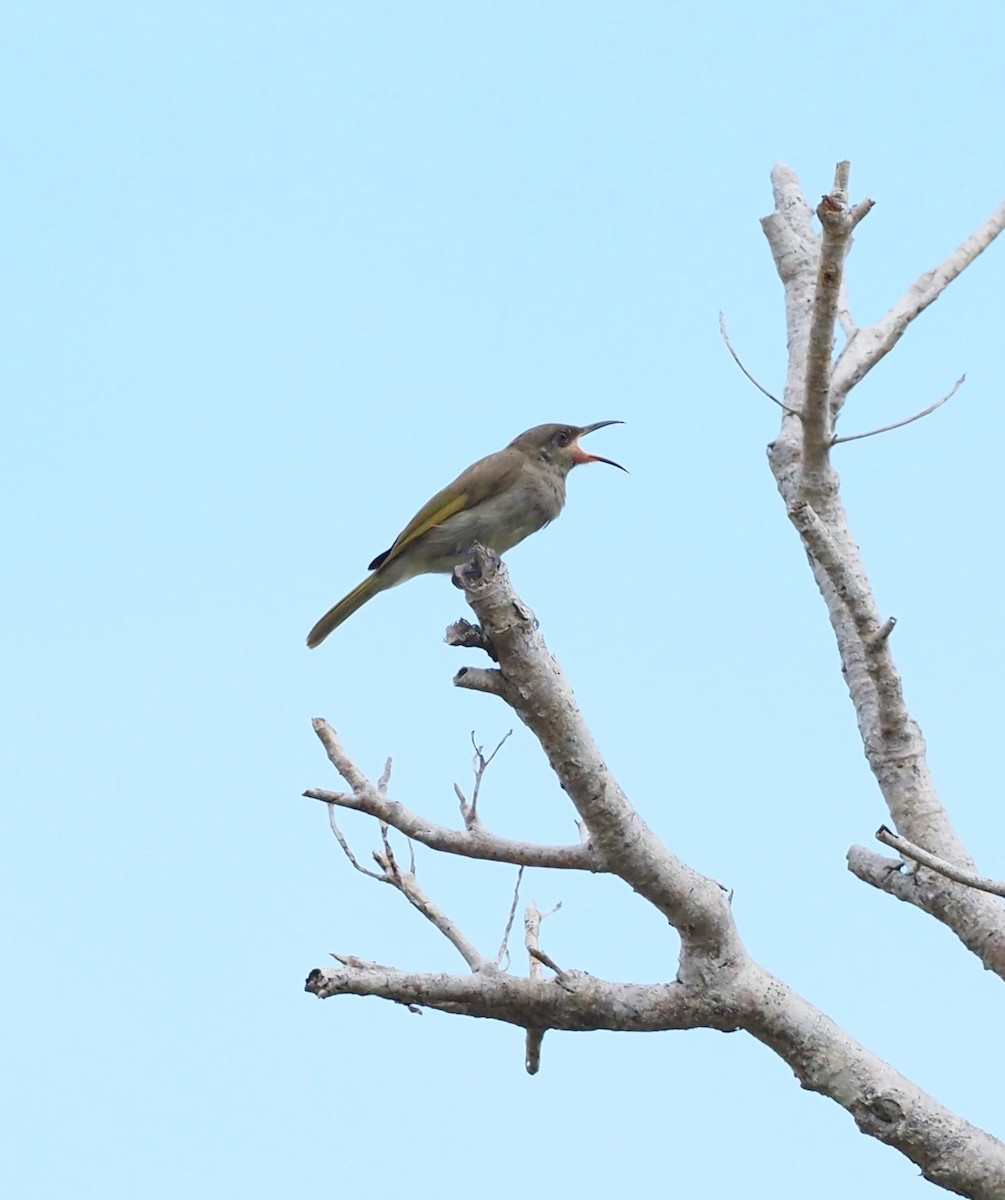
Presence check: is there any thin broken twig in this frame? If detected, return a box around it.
[832,375,965,445]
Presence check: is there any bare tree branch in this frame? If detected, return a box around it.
[444,662,505,696]
[308,783,595,871]
[760,165,824,460]
[802,161,874,486]
[847,844,934,897]
[325,797,493,971]
[327,807,383,880]
[762,163,1005,979]
[738,962,1005,1198]
[303,163,1005,1197]
[442,551,1005,1190]
[761,162,816,265]
[847,841,1005,972]
[305,961,719,1032]
[450,548,744,966]
[306,544,1005,1191]
[875,826,1005,898]
[785,500,903,732]
[306,722,598,871]
[833,198,1005,400]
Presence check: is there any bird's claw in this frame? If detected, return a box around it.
[454,547,502,588]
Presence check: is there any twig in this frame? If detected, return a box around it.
[477,729,513,770]
[466,729,513,826]
[373,839,492,972]
[327,808,384,880]
[718,312,793,413]
[876,825,1005,898]
[832,375,965,445]
[324,775,492,971]
[495,866,525,969]
[308,720,598,871]
[453,781,468,819]
[377,823,397,879]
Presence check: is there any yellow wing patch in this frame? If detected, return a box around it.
[374,488,469,569]
[368,446,524,572]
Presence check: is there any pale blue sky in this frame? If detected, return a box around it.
[4,3,1004,1197]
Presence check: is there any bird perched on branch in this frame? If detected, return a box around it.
[306,421,625,647]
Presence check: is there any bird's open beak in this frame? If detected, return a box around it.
[572,420,627,471]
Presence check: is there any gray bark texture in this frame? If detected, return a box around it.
[304,163,1005,1198]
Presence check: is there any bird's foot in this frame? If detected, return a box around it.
[453,546,502,588]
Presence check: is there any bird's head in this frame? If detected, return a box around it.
[510,421,626,475]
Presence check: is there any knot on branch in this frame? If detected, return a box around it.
[305,967,339,998]
[444,618,498,661]
[857,1091,906,1131]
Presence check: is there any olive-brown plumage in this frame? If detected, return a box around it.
[306,421,624,647]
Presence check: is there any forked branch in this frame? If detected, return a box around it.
[306,721,597,871]
[763,162,1005,979]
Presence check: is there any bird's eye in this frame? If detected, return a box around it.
[554,429,572,447]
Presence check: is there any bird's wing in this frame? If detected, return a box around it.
[369,447,523,571]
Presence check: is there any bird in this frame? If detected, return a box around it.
[306,421,625,648]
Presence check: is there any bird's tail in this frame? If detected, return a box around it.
[306,573,386,648]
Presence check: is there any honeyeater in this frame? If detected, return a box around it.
[306,421,625,647]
